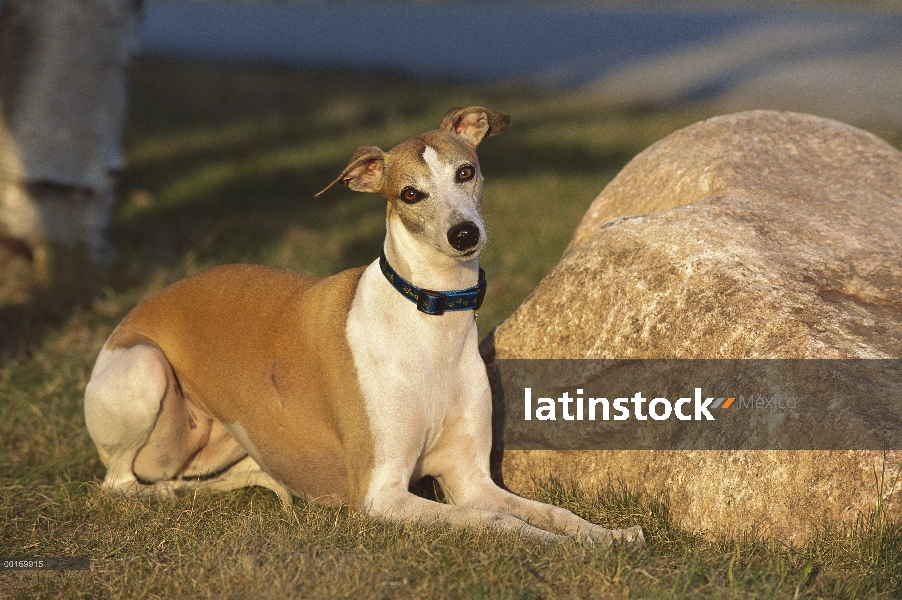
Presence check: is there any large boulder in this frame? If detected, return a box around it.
[481,111,902,543]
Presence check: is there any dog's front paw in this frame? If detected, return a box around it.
[618,525,646,548]
[585,525,645,548]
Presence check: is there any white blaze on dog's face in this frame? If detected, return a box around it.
[381,133,484,259]
[316,106,510,261]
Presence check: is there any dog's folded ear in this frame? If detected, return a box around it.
[440,106,510,148]
[314,146,386,197]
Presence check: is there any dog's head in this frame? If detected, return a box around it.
[316,106,509,260]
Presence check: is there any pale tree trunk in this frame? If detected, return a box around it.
[0,0,141,281]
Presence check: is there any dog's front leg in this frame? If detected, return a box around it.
[431,452,645,547]
[456,477,644,546]
[363,484,564,541]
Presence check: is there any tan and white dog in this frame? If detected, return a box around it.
[84,106,644,545]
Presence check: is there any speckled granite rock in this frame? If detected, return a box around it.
[481,111,902,543]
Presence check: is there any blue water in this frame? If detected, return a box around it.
[139,2,901,88]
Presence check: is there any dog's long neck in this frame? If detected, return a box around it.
[383,210,480,293]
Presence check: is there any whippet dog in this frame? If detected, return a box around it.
[84,106,644,545]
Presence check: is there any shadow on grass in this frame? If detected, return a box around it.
[0,257,106,363]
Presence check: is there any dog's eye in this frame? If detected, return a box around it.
[456,165,475,183]
[400,187,424,203]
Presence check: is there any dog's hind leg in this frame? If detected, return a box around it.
[171,455,293,511]
[84,343,208,499]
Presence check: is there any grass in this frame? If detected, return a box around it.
[1,58,902,598]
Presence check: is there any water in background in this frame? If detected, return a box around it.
[139,1,902,125]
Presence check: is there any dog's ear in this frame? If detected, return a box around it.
[314,146,386,197]
[439,106,510,148]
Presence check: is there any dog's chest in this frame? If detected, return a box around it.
[345,263,482,456]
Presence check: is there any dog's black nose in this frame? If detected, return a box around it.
[447,222,481,251]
